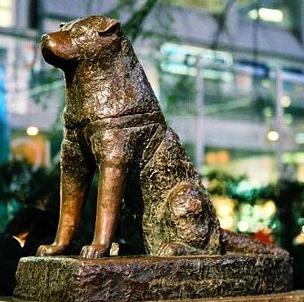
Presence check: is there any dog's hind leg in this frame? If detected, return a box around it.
[157,183,222,256]
[221,229,289,257]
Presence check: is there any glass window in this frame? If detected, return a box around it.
[238,0,292,28]
[164,0,276,13]
[164,0,291,28]
[0,0,13,27]
[163,0,226,13]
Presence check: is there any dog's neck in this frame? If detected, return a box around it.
[64,55,123,103]
[63,37,161,118]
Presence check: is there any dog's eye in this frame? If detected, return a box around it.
[59,23,66,28]
[70,27,85,36]
[98,23,119,38]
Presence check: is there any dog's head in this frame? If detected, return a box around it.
[41,16,122,69]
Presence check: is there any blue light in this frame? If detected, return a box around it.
[0,63,6,122]
[0,62,9,163]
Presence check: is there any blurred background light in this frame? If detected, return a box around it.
[26,126,39,136]
[261,200,276,217]
[238,220,249,232]
[296,133,304,145]
[263,107,273,118]
[248,8,283,23]
[0,0,12,27]
[267,130,279,142]
[281,95,291,108]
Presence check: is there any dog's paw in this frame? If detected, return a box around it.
[157,243,187,256]
[80,245,110,258]
[36,244,67,256]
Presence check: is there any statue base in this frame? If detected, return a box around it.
[14,255,292,302]
[3,292,304,302]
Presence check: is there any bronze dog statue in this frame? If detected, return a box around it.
[37,16,287,258]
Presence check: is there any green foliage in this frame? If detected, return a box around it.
[203,170,279,206]
[203,170,246,199]
[104,0,160,41]
[274,179,304,249]
[203,170,304,251]
[0,160,60,210]
[0,160,60,231]
[160,73,197,115]
[122,0,159,41]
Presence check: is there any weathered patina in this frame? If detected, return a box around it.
[37,15,288,259]
[14,256,293,302]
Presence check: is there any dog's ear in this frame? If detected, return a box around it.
[98,20,121,37]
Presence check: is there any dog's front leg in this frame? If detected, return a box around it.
[81,129,131,258]
[37,138,95,257]
[80,164,126,258]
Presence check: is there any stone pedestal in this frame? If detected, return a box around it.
[3,292,304,302]
[14,255,292,302]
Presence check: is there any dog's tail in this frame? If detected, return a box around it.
[221,229,289,257]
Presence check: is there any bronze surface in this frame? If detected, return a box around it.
[37,15,288,259]
[4,292,304,302]
[14,256,293,302]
